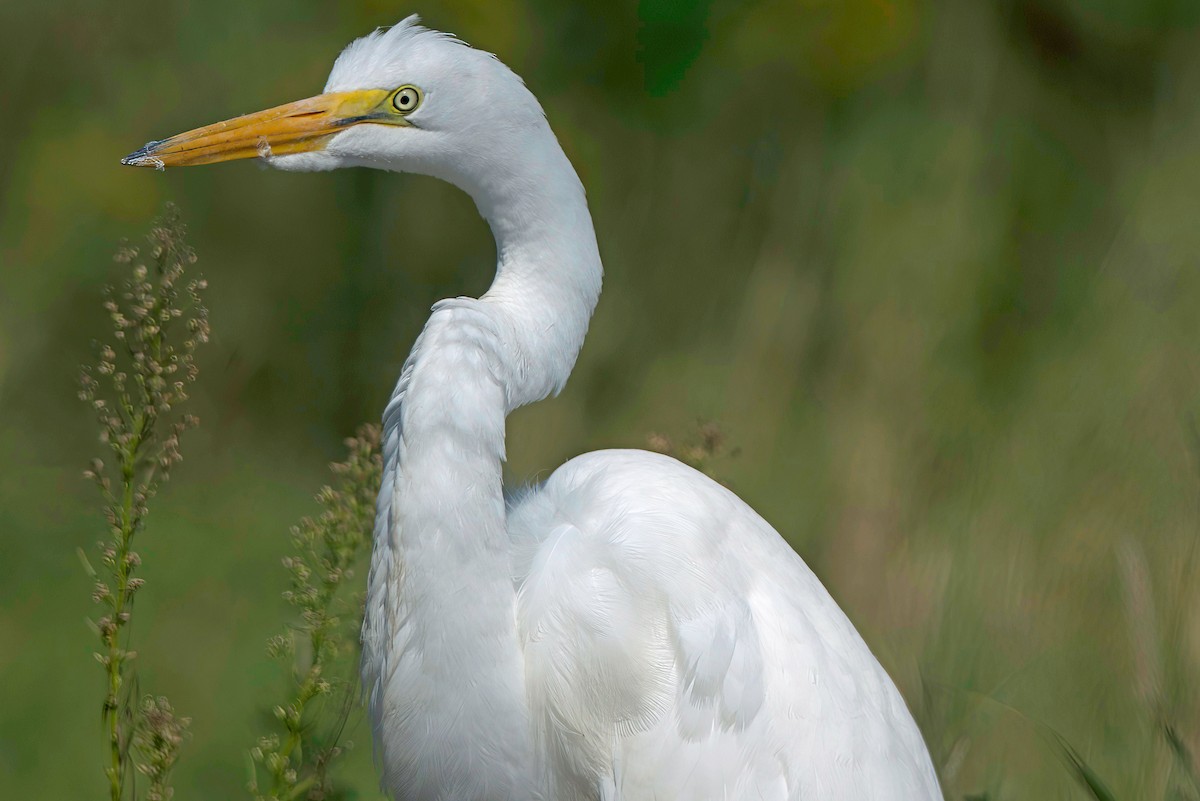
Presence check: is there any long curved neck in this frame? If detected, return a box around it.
[475,134,603,408]
[364,131,600,797]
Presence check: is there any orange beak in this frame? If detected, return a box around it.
[121,88,395,169]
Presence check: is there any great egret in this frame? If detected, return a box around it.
[124,15,942,801]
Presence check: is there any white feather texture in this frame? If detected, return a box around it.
[279,15,943,801]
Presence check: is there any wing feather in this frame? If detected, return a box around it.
[509,449,941,800]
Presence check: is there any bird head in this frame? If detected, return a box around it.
[122,15,549,191]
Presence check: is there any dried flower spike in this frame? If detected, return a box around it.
[79,205,207,801]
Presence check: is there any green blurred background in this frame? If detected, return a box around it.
[3,0,1200,797]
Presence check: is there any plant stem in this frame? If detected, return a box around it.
[104,417,145,801]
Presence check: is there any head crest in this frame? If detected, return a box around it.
[325,15,479,93]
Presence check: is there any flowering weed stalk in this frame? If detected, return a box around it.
[250,425,381,801]
[78,205,208,801]
[648,420,738,483]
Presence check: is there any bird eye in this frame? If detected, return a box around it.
[392,86,422,114]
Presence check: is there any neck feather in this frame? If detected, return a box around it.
[477,132,603,409]
[362,129,600,797]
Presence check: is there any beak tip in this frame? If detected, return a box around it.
[121,141,167,170]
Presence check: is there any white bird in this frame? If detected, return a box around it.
[124,15,942,801]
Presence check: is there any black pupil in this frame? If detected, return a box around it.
[398,92,412,108]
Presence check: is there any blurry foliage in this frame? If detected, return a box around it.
[133,695,190,801]
[250,425,380,801]
[3,0,1200,798]
[647,420,739,484]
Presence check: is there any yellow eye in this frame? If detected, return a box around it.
[392,86,422,114]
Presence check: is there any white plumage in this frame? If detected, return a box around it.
[338,18,941,801]
[126,14,943,800]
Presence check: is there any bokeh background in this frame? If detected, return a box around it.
[3,0,1200,797]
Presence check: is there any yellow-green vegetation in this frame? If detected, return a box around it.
[250,425,380,801]
[77,207,207,801]
[3,1,1200,799]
